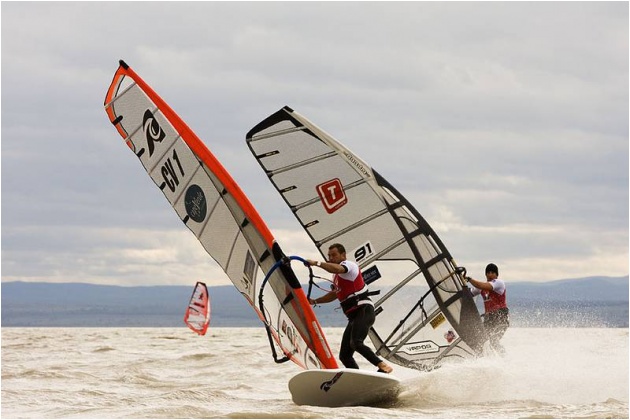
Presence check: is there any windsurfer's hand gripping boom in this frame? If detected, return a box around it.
[305,259,341,306]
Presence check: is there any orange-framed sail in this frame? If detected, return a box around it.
[104,60,337,369]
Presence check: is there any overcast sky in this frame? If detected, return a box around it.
[2,2,628,287]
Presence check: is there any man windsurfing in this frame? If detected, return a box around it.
[467,263,509,354]
[306,243,393,374]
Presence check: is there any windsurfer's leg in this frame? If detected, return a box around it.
[494,321,509,354]
[339,321,359,369]
[349,305,393,372]
[487,309,508,354]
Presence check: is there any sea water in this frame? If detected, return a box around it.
[1,327,627,419]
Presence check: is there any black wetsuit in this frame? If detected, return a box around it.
[338,304,382,368]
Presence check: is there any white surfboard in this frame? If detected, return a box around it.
[288,368,402,407]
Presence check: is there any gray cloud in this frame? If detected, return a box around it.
[2,2,627,286]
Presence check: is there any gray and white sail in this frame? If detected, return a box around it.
[246,106,487,370]
[104,64,337,370]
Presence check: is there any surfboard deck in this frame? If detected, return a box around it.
[288,368,402,407]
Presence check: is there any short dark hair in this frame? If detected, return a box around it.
[329,243,346,254]
[485,263,499,276]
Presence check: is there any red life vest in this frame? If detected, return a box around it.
[334,271,366,301]
[334,261,369,314]
[481,288,508,313]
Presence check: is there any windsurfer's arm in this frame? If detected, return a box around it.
[309,291,337,306]
[467,277,493,291]
[306,259,347,274]
[305,259,344,305]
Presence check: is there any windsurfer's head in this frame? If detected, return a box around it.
[327,243,346,263]
[485,263,499,277]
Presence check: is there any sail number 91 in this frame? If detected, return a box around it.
[353,241,375,263]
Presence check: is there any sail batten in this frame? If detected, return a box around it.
[316,208,392,246]
[247,106,488,370]
[292,178,369,211]
[250,125,307,142]
[266,151,338,176]
[104,62,337,371]
[104,79,138,109]
[122,106,160,146]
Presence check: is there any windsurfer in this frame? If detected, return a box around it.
[467,263,509,354]
[306,243,393,374]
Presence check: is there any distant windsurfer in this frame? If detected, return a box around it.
[306,243,393,374]
[467,263,509,353]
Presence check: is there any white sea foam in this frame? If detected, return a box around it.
[1,327,627,418]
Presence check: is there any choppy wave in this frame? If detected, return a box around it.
[178,352,216,362]
[1,327,628,418]
[93,346,115,352]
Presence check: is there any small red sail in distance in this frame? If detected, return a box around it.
[184,282,211,335]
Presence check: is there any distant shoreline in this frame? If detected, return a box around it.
[2,277,628,328]
[2,301,626,328]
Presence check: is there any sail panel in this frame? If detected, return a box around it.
[104,62,337,370]
[247,106,487,370]
[269,156,361,206]
[253,131,332,173]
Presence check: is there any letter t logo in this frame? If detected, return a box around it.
[316,178,348,214]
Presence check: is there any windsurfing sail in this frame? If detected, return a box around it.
[103,62,337,370]
[246,106,487,371]
[184,282,211,335]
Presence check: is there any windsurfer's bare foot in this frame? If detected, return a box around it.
[377,362,393,374]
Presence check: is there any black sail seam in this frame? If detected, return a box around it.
[268,151,337,176]
[315,208,390,247]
